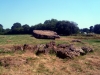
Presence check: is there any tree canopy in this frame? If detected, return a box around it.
[31,19,79,35]
[1,19,100,35]
[0,24,4,34]
[93,24,100,34]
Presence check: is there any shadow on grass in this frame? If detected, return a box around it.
[94,40,100,43]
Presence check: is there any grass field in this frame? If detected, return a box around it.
[0,35,100,75]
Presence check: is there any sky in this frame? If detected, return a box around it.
[0,0,100,29]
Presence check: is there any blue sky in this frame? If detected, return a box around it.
[0,0,100,29]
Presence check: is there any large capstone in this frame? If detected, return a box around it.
[33,30,60,39]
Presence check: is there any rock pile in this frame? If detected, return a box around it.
[11,41,93,59]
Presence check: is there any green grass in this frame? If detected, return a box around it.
[0,35,39,45]
[0,49,14,55]
[0,35,68,45]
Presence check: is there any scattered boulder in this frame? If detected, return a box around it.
[55,44,93,58]
[57,44,69,48]
[36,41,56,55]
[33,30,60,39]
[13,45,23,51]
[55,44,82,58]
[46,41,56,48]
[23,44,37,51]
[81,46,93,54]
[35,44,47,55]
[75,48,85,55]
[56,49,67,59]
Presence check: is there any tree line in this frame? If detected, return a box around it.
[0,19,100,35]
[80,25,100,34]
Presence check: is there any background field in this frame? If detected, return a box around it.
[0,35,100,75]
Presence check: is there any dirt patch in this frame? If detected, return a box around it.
[0,57,26,67]
[86,56,100,69]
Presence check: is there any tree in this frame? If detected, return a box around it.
[89,26,94,33]
[11,22,23,34]
[82,28,89,33]
[11,22,21,29]
[1,19,80,35]
[0,24,3,34]
[29,25,35,34]
[4,28,11,34]
[93,24,100,34]
[22,24,30,34]
[56,21,79,35]
[44,19,58,31]
[31,20,79,35]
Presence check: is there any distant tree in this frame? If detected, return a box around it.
[0,24,4,34]
[93,24,100,34]
[33,23,44,30]
[0,24,3,28]
[56,21,79,35]
[2,19,80,35]
[80,29,83,33]
[22,24,30,34]
[4,28,11,34]
[11,22,23,34]
[82,28,89,34]
[31,19,58,31]
[31,20,79,35]
[11,22,21,29]
[29,26,35,34]
[44,19,58,31]
[89,26,94,33]
[0,24,3,30]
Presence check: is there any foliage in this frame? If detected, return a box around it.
[80,28,90,34]
[55,21,79,35]
[93,24,100,34]
[32,19,79,35]
[89,26,94,32]
[1,19,100,35]
[11,22,23,34]
[22,24,30,34]
[0,24,4,34]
